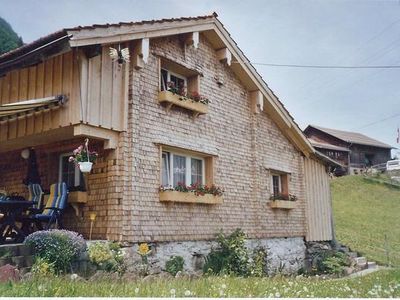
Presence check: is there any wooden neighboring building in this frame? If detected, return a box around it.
[0,14,336,272]
[304,125,393,175]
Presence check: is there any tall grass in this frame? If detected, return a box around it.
[332,175,400,266]
[0,269,399,297]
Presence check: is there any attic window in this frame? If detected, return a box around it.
[159,58,199,94]
[160,69,187,92]
[158,58,208,117]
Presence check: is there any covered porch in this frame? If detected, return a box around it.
[0,124,122,242]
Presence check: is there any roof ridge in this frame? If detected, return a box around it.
[308,124,393,148]
[0,13,218,62]
[65,13,218,31]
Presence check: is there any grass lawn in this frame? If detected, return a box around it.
[0,269,399,297]
[331,176,400,267]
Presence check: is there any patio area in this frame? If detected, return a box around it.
[0,138,115,243]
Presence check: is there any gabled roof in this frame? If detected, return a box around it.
[306,125,393,149]
[0,13,315,156]
[308,138,350,152]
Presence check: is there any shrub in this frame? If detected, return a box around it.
[31,257,55,277]
[204,228,250,276]
[25,230,86,274]
[321,252,351,275]
[312,250,351,275]
[165,256,184,276]
[88,241,125,274]
[250,247,268,277]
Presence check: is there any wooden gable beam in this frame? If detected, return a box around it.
[132,38,150,70]
[216,48,232,66]
[250,90,263,114]
[185,31,199,49]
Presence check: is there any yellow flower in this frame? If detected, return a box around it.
[138,243,150,256]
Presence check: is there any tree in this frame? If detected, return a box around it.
[0,17,23,55]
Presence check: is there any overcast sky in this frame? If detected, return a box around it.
[1,0,400,152]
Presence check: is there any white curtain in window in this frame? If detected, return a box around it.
[191,158,203,185]
[162,152,170,186]
[173,155,186,186]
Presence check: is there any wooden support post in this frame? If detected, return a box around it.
[185,31,199,49]
[216,48,232,66]
[132,38,150,69]
[250,90,264,113]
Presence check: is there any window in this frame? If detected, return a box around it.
[160,68,187,91]
[271,172,289,198]
[161,151,205,187]
[272,175,281,197]
[59,153,86,191]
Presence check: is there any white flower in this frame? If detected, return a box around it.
[70,273,78,280]
[221,284,227,289]
[275,292,281,298]
[184,290,191,296]
[135,287,139,294]
[170,289,176,295]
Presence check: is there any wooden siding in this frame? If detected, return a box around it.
[304,158,333,241]
[0,46,128,144]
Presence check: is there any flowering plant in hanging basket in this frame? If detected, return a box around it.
[69,139,98,173]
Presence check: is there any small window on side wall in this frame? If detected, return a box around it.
[270,172,289,199]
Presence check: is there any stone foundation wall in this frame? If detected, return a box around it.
[124,237,306,275]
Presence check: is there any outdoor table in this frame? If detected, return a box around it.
[0,199,33,244]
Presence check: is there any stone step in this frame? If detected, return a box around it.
[10,256,26,268]
[17,244,33,257]
[355,256,367,266]
[0,245,19,257]
[0,244,33,257]
[0,257,11,267]
[348,251,358,259]
[368,261,377,269]
[19,267,31,275]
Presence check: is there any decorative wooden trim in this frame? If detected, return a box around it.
[158,91,208,116]
[185,31,199,48]
[159,190,223,204]
[68,191,88,216]
[268,200,296,210]
[250,90,263,113]
[216,48,232,65]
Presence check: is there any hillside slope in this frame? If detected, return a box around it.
[332,175,400,267]
[0,17,23,54]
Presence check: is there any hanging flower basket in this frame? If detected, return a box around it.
[78,161,93,173]
[69,138,98,173]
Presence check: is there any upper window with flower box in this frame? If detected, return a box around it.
[158,58,209,117]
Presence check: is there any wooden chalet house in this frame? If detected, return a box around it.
[0,14,336,272]
[305,125,393,175]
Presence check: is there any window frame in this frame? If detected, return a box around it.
[160,68,187,91]
[270,171,289,198]
[59,153,83,190]
[162,150,206,187]
[271,174,282,197]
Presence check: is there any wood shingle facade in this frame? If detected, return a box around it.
[0,14,335,259]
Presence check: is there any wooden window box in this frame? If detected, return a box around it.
[68,191,88,216]
[158,91,208,117]
[268,200,296,210]
[159,190,222,204]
